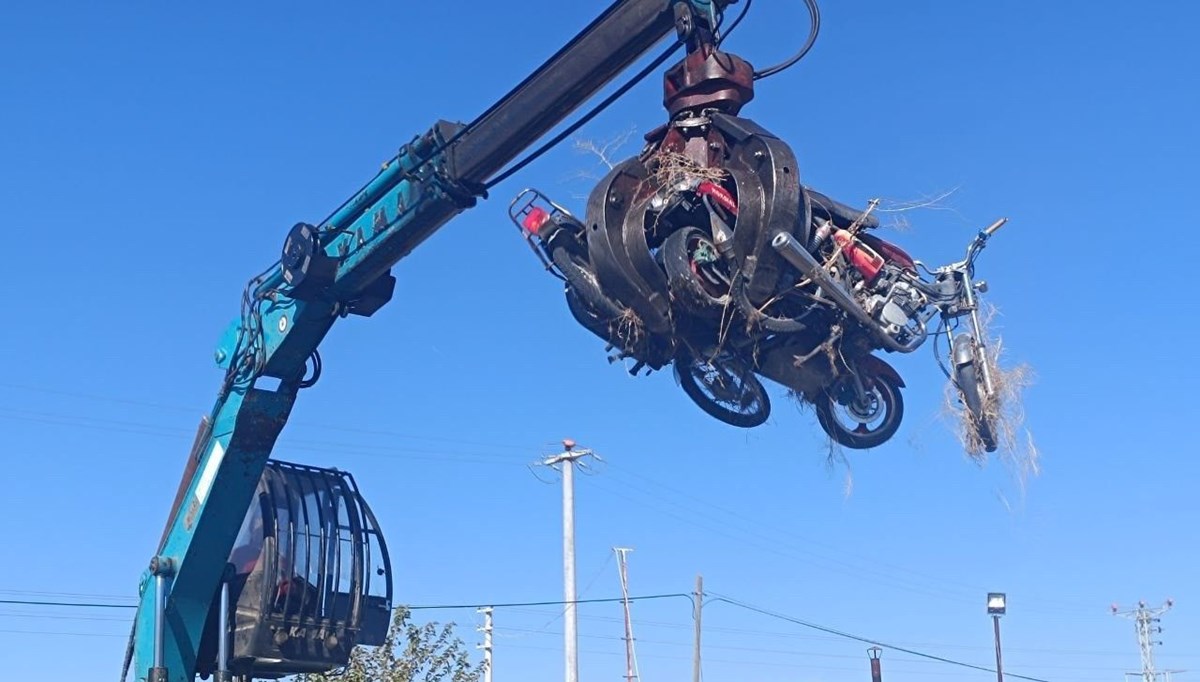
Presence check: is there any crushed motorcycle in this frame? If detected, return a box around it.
[501,27,1008,452]
[508,178,1008,453]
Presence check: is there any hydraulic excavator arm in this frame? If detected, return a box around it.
[125,2,733,681]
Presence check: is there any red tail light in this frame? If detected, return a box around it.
[522,206,551,234]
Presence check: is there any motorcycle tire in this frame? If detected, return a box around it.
[551,246,624,320]
[661,226,731,319]
[564,286,617,343]
[814,371,904,450]
[673,347,770,428]
[952,335,999,453]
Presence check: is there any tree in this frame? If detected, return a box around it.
[296,607,486,682]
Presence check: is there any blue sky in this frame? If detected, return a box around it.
[1,1,1197,681]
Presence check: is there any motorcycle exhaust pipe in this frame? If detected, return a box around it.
[770,231,918,354]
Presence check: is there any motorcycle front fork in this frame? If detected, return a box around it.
[952,270,996,397]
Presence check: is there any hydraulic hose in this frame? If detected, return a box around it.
[752,0,821,81]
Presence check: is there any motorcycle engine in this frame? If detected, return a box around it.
[861,265,932,345]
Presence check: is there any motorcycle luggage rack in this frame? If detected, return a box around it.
[507,187,583,280]
[196,458,393,680]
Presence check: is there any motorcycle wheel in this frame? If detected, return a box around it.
[551,246,623,320]
[814,371,904,450]
[674,347,770,428]
[952,334,999,453]
[564,286,616,342]
[661,226,731,319]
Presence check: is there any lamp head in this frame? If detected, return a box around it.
[987,592,1007,615]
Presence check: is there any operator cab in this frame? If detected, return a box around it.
[197,459,393,680]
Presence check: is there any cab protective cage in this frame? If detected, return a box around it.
[196,459,394,679]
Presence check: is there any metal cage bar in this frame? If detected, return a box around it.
[196,459,394,678]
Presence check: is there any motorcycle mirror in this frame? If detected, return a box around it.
[975,280,989,293]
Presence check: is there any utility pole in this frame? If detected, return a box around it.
[868,646,883,682]
[1113,599,1175,682]
[477,607,493,682]
[614,547,638,682]
[540,439,598,682]
[692,574,703,682]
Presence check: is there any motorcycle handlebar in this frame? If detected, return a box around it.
[982,217,1008,237]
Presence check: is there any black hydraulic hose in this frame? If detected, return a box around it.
[484,37,684,190]
[119,620,135,682]
[717,0,752,47]
[752,0,820,80]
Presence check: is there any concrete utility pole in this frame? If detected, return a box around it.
[1113,599,1175,682]
[477,607,493,682]
[541,439,598,682]
[614,547,638,682]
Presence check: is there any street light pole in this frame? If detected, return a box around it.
[993,614,1004,682]
[988,592,1007,682]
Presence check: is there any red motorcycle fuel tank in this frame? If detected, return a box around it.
[832,229,885,282]
[858,232,916,272]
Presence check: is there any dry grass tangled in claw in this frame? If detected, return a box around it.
[646,149,728,200]
[611,307,646,354]
[943,302,1040,484]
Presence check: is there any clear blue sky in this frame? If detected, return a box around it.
[1,2,1197,681]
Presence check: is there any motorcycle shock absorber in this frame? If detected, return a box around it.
[808,217,833,252]
[697,181,738,262]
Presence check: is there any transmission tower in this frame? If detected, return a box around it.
[1112,599,1174,682]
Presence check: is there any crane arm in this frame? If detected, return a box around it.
[129,2,730,681]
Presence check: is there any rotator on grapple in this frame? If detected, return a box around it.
[510,0,1010,451]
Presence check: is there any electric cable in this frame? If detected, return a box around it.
[27,590,1075,681]
[706,593,1054,682]
[4,593,692,612]
[2,599,137,609]
[405,592,692,611]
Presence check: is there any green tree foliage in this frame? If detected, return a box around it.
[295,607,486,682]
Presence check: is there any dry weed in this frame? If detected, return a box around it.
[610,307,646,353]
[941,302,1040,488]
[645,149,729,203]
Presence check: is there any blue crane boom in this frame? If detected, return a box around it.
[126,2,728,681]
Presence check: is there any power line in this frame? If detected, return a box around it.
[705,593,1054,682]
[2,593,693,612]
[6,590,1062,681]
[499,609,1177,660]
[600,464,1099,617]
[0,599,137,609]
[1,381,1099,617]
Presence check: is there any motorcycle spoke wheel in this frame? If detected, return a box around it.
[674,349,770,428]
[815,373,904,450]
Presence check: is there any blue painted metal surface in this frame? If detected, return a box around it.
[130,122,468,682]
[127,2,726,679]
